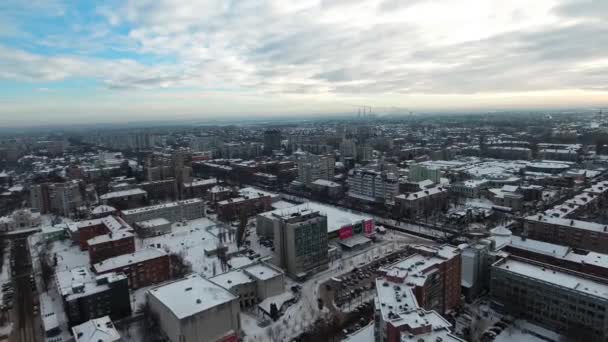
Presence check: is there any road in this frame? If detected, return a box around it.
[8,238,37,342]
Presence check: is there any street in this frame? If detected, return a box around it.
[8,238,37,342]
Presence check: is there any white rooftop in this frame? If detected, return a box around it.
[148,274,237,319]
[243,263,282,281]
[136,217,171,228]
[260,201,371,233]
[93,248,167,274]
[87,231,133,246]
[122,198,203,215]
[495,258,608,298]
[525,214,608,233]
[100,188,147,200]
[72,316,120,342]
[209,269,254,289]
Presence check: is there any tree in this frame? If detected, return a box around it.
[270,302,279,321]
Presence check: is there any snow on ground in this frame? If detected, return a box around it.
[240,238,426,342]
[137,217,272,278]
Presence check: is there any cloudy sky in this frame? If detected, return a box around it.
[0,0,606,126]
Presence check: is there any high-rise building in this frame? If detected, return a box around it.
[491,256,608,341]
[263,129,282,155]
[31,181,83,217]
[295,152,335,188]
[347,169,399,204]
[272,209,329,278]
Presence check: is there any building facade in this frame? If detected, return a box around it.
[272,210,329,278]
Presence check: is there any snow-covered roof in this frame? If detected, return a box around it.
[91,205,116,215]
[311,179,341,187]
[238,186,279,200]
[99,188,147,200]
[494,258,608,298]
[184,178,218,187]
[243,263,282,281]
[136,217,171,228]
[259,201,371,233]
[121,198,203,215]
[209,269,255,289]
[525,215,607,233]
[148,274,237,319]
[87,231,133,246]
[56,267,126,301]
[93,248,167,274]
[395,186,447,201]
[72,316,120,342]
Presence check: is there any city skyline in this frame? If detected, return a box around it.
[1,0,607,126]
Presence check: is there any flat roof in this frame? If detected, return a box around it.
[259,201,371,233]
[122,198,203,215]
[243,263,282,281]
[136,218,171,228]
[525,215,607,233]
[72,316,121,342]
[100,188,147,200]
[93,248,167,273]
[495,258,608,298]
[148,274,236,319]
[87,231,133,246]
[209,270,254,289]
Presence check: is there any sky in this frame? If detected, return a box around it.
[0,0,607,126]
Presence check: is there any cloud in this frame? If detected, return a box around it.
[0,0,606,114]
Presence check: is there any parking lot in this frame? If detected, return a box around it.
[329,249,414,309]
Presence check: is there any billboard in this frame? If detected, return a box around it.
[364,219,374,236]
[339,226,353,240]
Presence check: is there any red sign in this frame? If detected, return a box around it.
[339,226,353,240]
[364,219,374,236]
[217,333,238,342]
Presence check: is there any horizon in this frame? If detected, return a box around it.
[1,0,607,125]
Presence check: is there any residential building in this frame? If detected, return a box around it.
[88,231,135,264]
[263,129,282,155]
[134,217,172,237]
[56,267,131,326]
[72,316,121,342]
[216,194,272,222]
[523,214,608,253]
[99,188,147,210]
[209,262,284,309]
[395,186,448,218]
[347,169,399,204]
[256,201,374,241]
[147,274,241,342]
[295,152,335,188]
[70,216,133,251]
[93,248,171,289]
[310,179,343,198]
[272,209,329,278]
[373,245,463,342]
[120,198,204,225]
[491,256,608,341]
[31,181,83,216]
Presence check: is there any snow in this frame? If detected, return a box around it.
[271,200,297,210]
[100,188,147,200]
[259,201,372,233]
[93,248,167,273]
[257,291,295,314]
[525,214,607,233]
[243,264,282,281]
[495,258,608,297]
[88,231,133,246]
[494,320,563,342]
[72,316,121,342]
[147,274,236,319]
[210,269,254,288]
